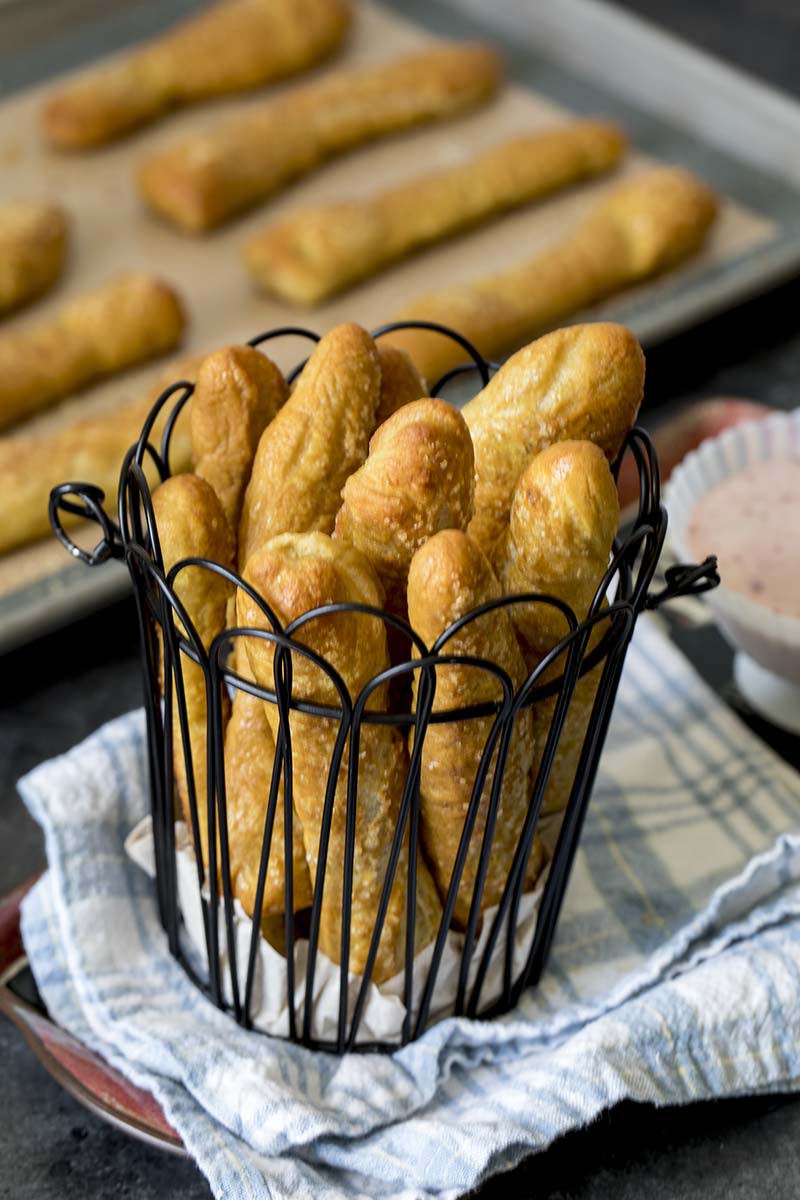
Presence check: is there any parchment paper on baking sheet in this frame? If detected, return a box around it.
[0,0,789,638]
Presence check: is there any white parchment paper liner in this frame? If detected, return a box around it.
[126,816,548,1045]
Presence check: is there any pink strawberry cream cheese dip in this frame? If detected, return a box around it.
[687,458,800,619]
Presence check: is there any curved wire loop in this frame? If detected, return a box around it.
[47,321,721,1053]
[369,319,493,391]
[646,557,720,608]
[49,481,124,566]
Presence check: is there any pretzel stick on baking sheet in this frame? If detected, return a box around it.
[0,353,203,556]
[0,200,69,315]
[0,272,186,432]
[243,120,627,304]
[384,166,718,381]
[42,0,352,149]
[137,42,503,232]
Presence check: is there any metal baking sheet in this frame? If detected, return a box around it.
[1,0,799,651]
[413,0,800,340]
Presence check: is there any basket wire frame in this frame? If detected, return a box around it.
[50,321,719,1054]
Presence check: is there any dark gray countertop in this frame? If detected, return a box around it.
[2,2,800,1197]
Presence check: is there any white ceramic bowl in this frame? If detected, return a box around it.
[665,408,800,734]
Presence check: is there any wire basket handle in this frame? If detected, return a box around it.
[48,482,124,567]
[645,556,720,609]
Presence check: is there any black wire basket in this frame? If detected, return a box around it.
[50,321,718,1054]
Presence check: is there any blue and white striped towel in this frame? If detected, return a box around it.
[19,615,800,1200]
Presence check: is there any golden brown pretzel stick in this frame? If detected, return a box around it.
[0,201,69,315]
[190,345,288,532]
[498,442,619,815]
[238,322,380,567]
[0,353,203,556]
[0,272,185,432]
[239,532,441,980]
[500,441,621,655]
[42,0,351,149]
[374,343,427,429]
[333,398,474,616]
[224,668,313,925]
[137,43,503,232]
[152,474,235,869]
[384,167,718,382]
[460,322,643,555]
[529,624,608,818]
[243,120,627,304]
[407,529,545,928]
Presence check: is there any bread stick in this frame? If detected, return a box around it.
[0,353,203,556]
[137,43,503,231]
[528,626,608,818]
[407,529,544,929]
[375,343,427,429]
[42,0,351,149]
[333,398,474,615]
[238,322,380,567]
[461,322,643,555]
[0,201,68,315]
[190,345,288,532]
[499,441,620,654]
[0,272,185,432]
[497,442,619,815]
[243,120,627,304]
[224,671,313,925]
[152,474,235,869]
[239,532,441,980]
[384,167,718,381]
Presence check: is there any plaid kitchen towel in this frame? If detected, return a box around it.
[19,615,800,1200]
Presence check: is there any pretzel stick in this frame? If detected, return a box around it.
[497,441,620,815]
[0,201,68,315]
[238,322,380,567]
[0,353,203,556]
[190,344,288,532]
[137,43,502,231]
[374,344,427,429]
[384,167,718,382]
[0,272,185,431]
[333,398,474,617]
[42,0,351,149]
[152,474,235,870]
[500,441,621,656]
[407,529,544,927]
[224,667,313,925]
[240,532,441,981]
[243,120,626,304]
[461,322,644,555]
